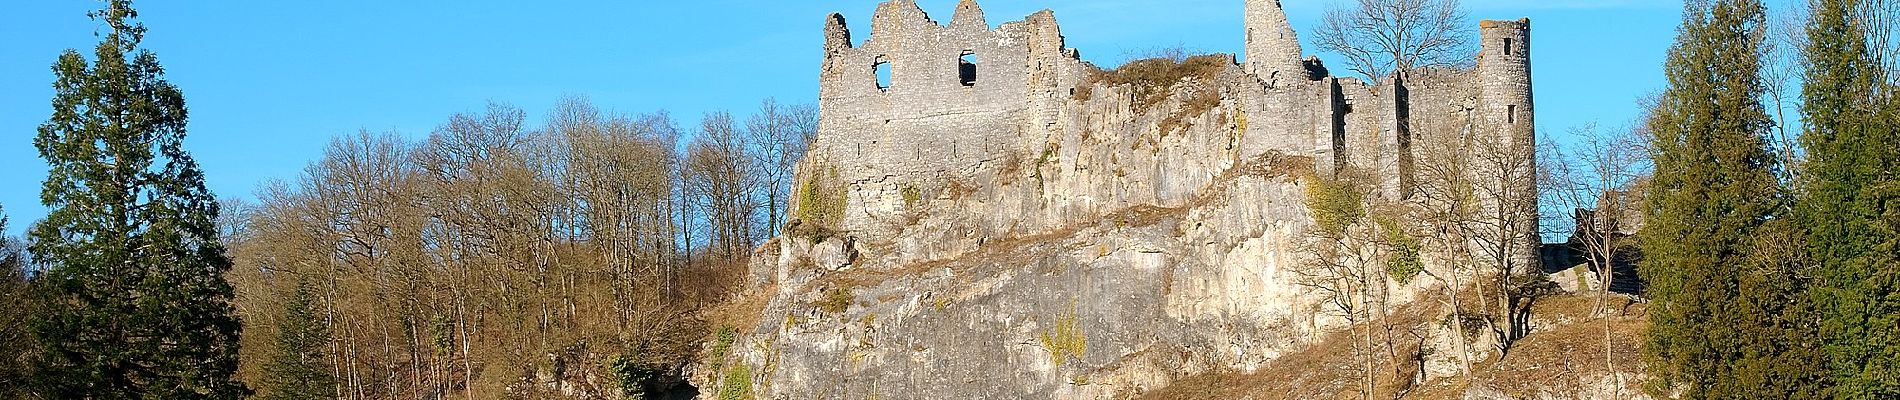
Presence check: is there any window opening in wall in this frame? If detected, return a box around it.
[1503,38,1514,56]
[1508,105,1517,124]
[1248,28,1254,43]
[875,56,892,91]
[960,51,978,87]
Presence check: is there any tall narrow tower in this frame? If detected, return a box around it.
[1244,0,1304,84]
[1478,18,1533,145]
[1477,18,1540,271]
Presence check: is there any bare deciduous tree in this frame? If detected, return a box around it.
[1539,121,1651,397]
[1762,5,1808,179]
[685,112,762,260]
[747,98,817,238]
[1295,173,1430,398]
[1465,124,1544,355]
[1295,176,1384,400]
[1410,100,1542,357]
[1314,0,1475,83]
[1409,108,1483,375]
[220,97,806,398]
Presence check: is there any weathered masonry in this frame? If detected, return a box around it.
[803,0,1532,233]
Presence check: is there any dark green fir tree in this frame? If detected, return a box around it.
[1639,0,1824,397]
[1800,0,1900,397]
[0,205,35,398]
[27,1,248,397]
[261,280,334,400]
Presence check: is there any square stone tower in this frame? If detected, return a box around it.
[1244,0,1304,86]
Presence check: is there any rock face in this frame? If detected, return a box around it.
[710,1,1542,398]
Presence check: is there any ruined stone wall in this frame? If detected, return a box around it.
[801,0,1534,237]
[808,0,1088,237]
[1243,0,1304,85]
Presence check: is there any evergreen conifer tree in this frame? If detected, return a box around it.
[1639,0,1823,397]
[261,280,334,400]
[1800,0,1900,396]
[0,205,34,397]
[27,1,247,397]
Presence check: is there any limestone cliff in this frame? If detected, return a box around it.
[694,1,1631,399]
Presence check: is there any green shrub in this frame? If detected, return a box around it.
[1304,177,1365,237]
[710,325,738,373]
[1032,143,1058,186]
[1380,218,1423,284]
[719,363,753,400]
[818,286,853,315]
[605,354,661,398]
[795,165,847,226]
[900,184,921,208]
[1039,305,1088,365]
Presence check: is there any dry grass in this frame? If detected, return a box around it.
[1074,54,1234,136]
[1077,54,1230,110]
[1140,293,1650,400]
[1141,298,1446,400]
[1467,295,1647,399]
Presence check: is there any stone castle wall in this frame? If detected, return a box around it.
[809,0,1089,235]
[800,1,1533,237]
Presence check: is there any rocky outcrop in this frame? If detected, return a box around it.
[697,1,1545,398]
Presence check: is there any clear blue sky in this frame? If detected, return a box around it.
[0,0,1779,236]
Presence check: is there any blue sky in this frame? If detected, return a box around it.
[0,1,1767,235]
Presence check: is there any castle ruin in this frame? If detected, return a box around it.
[745,1,1541,397]
[803,0,1532,232]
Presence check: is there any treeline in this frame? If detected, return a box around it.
[220,96,813,398]
[0,1,818,398]
[1635,0,1900,397]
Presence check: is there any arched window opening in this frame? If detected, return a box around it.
[875,56,892,91]
[959,51,978,87]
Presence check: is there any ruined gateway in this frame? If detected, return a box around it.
[709,0,1553,398]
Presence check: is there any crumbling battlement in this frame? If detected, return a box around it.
[813,0,1087,208]
[799,0,1532,241]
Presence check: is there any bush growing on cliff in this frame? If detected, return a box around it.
[719,364,753,400]
[1379,218,1424,285]
[1039,304,1088,365]
[1305,177,1367,237]
[899,183,922,208]
[818,286,854,314]
[605,354,664,399]
[708,325,738,372]
[795,165,848,227]
[1076,53,1230,113]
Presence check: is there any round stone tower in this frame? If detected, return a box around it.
[1478,18,1532,144]
[1476,18,1541,271]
